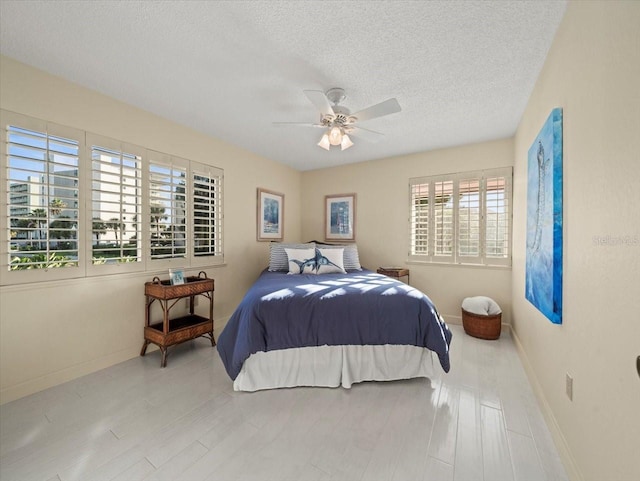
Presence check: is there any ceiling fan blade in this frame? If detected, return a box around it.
[351,98,401,122]
[348,126,385,143]
[303,90,335,117]
[273,122,324,128]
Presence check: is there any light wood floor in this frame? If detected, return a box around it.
[0,324,569,481]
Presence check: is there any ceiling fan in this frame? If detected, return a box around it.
[275,88,402,151]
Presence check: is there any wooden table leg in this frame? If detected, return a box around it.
[160,347,168,368]
[140,340,150,356]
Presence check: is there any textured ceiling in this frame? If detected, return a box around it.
[0,0,566,171]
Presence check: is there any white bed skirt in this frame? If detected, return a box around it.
[233,344,436,392]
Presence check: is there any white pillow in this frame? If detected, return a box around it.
[315,247,346,274]
[462,296,502,316]
[269,242,315,271]
[316,243,362,270]
[285,248,316,274]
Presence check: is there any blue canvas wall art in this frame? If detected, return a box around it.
[526,108,563,324]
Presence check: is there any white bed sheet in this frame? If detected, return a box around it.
[233,344,436,392]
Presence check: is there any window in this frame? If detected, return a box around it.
[458,178,480,258]
[192,162,223,261]
[88,134,143,274]
[409,167,512,266]
[149,154,188,262]
[1,110,224,285]
[147,154,224,268]
[2,114,84,283]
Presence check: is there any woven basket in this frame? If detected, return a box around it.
[461,308,502,340]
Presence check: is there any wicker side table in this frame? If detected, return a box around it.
[141,272,215,367]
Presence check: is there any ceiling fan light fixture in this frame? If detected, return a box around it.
[317,133,331,150]
[341,134,354,150]
[328,126,343,146]
[293,88,401,152]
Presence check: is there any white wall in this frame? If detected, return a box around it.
[511,2,640,481]
[0,56,302,404]
[300,139,514,325]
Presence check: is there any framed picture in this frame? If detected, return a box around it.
[325,193,356,241]
[169,268,185,285]
[525,108,563,324]
[257,188,284,241]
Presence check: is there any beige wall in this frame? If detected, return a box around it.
[0,56,302,404]
[511,2,640,481]
[300,139,514,325]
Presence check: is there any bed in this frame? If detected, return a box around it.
[217,243,452,392]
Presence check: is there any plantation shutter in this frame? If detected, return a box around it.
[148,153,188,264]
[1,110,226,286]
[87,134,144,273]
[409,181,429,257]
[457,177,481,262]
[3,112,83,282]
[191,162,224,265]
[408,167,511,266]
[485,173,511,266]
[433,180,454,261]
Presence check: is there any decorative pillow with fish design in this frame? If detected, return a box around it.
[269,242,315,271]
[285,248,317,274]
[315,247,346,274]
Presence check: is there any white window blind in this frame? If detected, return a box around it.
[149,155,187,261]
[1,110,225,286]
[5,120,81,277]
[88,135,143,272]
[485,176,509,259]
[409,167,512,266]
[409,182,429,256]
[458,178,481,260]
[192,163,223,262]
[433,180,454,259]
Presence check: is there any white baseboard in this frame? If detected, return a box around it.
[510,327,583,481]
[214,315,230,334]
[443,314,462,325]
[1,315,231,406]
[444,313,513,333]
[0,345,141,405]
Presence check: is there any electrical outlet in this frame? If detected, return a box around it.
[566,373,573,401]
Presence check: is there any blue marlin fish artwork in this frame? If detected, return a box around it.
[525,108,563,324]
[530,141,548,254]
[290,256,317,274]
[291,250,343,274]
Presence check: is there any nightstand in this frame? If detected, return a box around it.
[377,267,410,285]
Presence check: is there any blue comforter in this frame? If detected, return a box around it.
[217,269,452,381]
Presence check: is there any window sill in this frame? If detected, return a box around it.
[406,260,511,270]
[0,263,227,291]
